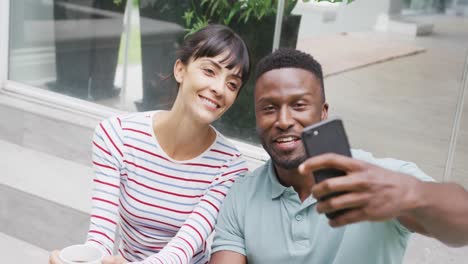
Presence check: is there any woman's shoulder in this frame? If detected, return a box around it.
[211,130,243,158]
[99,111,154,129]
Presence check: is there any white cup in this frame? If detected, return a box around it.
[59,244,103,264]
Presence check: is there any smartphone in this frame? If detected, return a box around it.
[302,118,352,219]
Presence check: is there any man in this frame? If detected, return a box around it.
[209,49,468,264]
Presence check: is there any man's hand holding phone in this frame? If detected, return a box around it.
[299,153,421,228]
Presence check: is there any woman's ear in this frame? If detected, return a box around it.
[173,59,185,84]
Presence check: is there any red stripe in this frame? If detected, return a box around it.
[201,198,219,212]
[194,250,203,258]
[173,246,189,263]
[210,149,234,156]
[170,251,183,263]
[122,232,163,251]
[120,228,147,249]
[122,185,192,214]
[93,161,116,171]
[222,168,248,177]
[93,179,119,189]
[119,215,153,239]
[88,239,112,255]
[123,128,152,137]
[100,123,123,157]
[127,177,203,198]
[118,249,131,262]
[124,160,211,184]
[121,239,145,254]
[211,189,227,197]
[124,144,169,161]
[216,178,236,186]
[119,213,175,239]
[91,214,117,225]
[179,236,195,255]
[193,211,213,231]
[93,141,112,156]
[185,224,203,242]
[119,201,180,229]
[89,230,114,243]
[117,117,122,127]
[182,162,221,169]
[120,227,164,250]
[120,228,160,250]
[92,197,118,207]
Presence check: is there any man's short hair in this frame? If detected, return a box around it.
[255,48,325,102]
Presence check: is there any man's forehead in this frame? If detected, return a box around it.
[257,67,317,81]
[256,68,320,93]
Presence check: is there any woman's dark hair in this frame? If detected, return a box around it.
[176,24,251,91]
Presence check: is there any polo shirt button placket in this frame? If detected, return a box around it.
[295,214,303,221]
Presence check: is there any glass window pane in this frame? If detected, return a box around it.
[9,0,128,101]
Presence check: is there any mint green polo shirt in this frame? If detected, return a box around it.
[212,149,434,264]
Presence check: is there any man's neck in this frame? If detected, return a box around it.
[274,164,314,202]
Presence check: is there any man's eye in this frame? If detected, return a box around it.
[294,103,307,109]
[263,106,275,112]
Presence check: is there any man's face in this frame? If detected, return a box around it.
[255,68,328,170]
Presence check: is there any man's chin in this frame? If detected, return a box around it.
[271,155,306,170]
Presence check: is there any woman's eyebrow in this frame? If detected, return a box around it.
[202,58,242,79]
[200,58,222,70]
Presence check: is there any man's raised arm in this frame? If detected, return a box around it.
[299,153,468,247]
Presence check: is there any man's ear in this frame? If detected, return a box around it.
[321,102,329,120]
[173,59,185,84]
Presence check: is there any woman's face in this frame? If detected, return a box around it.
[174,52,243,125]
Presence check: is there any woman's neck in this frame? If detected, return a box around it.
[153,108,215,161]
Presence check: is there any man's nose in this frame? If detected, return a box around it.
[275,107,294,131]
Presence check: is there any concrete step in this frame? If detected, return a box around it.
[0,232,49,264]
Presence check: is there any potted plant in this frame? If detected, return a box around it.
[51,0,127,100]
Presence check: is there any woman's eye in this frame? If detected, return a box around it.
[227,82,239,91]
[203,68,215,75]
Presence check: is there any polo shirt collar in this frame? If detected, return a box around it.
[267,160,289,199]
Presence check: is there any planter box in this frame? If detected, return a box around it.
[49,0,126,100]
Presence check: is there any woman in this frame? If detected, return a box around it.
[49,24,250,263]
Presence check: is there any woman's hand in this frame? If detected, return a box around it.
[49,249,126,264]
[102,255,127,264]
[48,250,62,264]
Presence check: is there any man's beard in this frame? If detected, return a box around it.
[260,139,307,170]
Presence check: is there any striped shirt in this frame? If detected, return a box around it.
[86,111,248,263]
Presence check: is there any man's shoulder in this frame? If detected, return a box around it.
[351,149,434,182]
[230,162,270,191]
